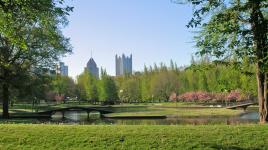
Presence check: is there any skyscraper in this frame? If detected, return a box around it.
[57,62,68,76]
[115,54,132,76]
[86,57,99,79]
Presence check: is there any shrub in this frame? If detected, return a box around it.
[226,90,241,102]
[195,92,212,102]
[178,92,198,102]
[211,93,227,103]
[178,90,253,103]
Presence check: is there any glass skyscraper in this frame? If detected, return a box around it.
[115,54,132,76]
[86,57,99,79]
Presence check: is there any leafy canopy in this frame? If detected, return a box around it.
[174,0,267,69]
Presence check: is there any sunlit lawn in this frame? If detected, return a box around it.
[0,124,267,150]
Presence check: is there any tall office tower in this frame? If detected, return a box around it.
[115,54,132,76]
[57,62,68,76]
[86,57,99,79]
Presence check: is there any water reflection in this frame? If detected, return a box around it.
[240,112,259,120]
[46,110,259,125]
[51,111,101,121]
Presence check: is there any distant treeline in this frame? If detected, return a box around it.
[75,57,256,104]
[5,57,256,105]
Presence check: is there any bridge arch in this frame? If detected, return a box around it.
[38,106,113,119]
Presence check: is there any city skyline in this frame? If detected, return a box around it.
[116,54,132,76]
[63,53,187,78]
[61,1,196,79]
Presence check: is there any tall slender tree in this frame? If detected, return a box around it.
[77,70,98,103]
[98,69,118,104]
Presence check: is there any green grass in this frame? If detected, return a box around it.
[0,124,267,150]
[110,102,202,107]
[105,107,243,118]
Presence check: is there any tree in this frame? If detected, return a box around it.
[177,0,267,123]
[119,77,141,103]
[150,71,179,102]
[77,70,98,103]
[52,75,76,102]
[98,69,118,104]
[18,73,52,111]
[140,66,151,101]
[0,1,72,118]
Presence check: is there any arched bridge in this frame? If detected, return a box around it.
[37,107,113,119]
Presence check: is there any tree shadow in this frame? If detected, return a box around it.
[207,144,261,150]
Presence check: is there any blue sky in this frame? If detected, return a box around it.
[61,0,196,78]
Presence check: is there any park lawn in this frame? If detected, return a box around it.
[105,107,243,118]
[0,124,267,150]
[0,109,33,114]
[111,102,201,107]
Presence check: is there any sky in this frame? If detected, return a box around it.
[61,0,196,79]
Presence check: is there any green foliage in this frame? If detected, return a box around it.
[150,71,179,101]
[76,69,118,104]
[0,0,72,72]
[98,69,118,103]
[76,58,256,104]
[0,0,73,117]
[118,76,141,103]
[52,75,76,98]
[114,59,257,103]
[77,70,98,102]
[176,0,267,121]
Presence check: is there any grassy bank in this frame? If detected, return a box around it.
[105,107,243,118]
[0,124,267,149]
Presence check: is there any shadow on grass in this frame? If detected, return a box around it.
[207,144,261,150]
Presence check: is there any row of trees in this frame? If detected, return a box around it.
[77,69,118,104]
[115,58,256,103]
[73,58,257,104]
[10,57,255,106]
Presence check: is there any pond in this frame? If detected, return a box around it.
[38,107,259,125]
[0,106,259,125]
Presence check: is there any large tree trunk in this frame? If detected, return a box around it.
[256,65,267,123]
[250,0,268,123]
[2,82,10,119]
[2,67,10,119]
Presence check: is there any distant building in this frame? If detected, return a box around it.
[57,62,68,76]
[115,54,132,76]
[86,57,99,79]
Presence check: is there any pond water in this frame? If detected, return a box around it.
[0,107,259,125]
[38,108,259,125]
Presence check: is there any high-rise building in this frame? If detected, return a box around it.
[115,54,132,76]
[57,62,68,76]
[86,57,99,79]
